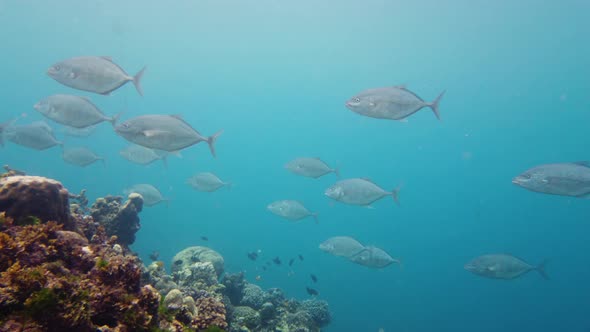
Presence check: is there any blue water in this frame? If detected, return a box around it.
[2,0,590,331]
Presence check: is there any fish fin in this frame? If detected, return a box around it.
[361,177,374,183]
[428,90,446,121]
[571,161,590,168]
[396,118,409,123]
[394,258,403,270]
[100,56,114,62]
[69,71,78,79]
[333,167,340,178]
[206,130,224,158]
[108,111,123,126]
[392,184,402,206]
[80,96,92,101]
[365,205,376,210]
[312,212,319,224]
[161,156,168,169]
[393,84,407,89]
[142,129,165,137]
[536,259,549,280]
[170,150,183,158]
[224,182,233,190]
[170,114,184,120]
[132,66,147,96]
[100,158,106,168]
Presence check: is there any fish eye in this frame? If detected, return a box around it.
[521,174,531,179]
[354,97,360,103]
[122,123,130,129]
[54,65,61,71]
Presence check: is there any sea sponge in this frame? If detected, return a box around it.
[0,176,73,230]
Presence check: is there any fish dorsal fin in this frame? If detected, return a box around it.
[572,161,590,168]
[100,56,114,62]
[393,84,407,90]
[361,177,375,183]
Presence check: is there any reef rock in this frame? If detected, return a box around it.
[241,284,267,310]
[171,246,225,277]
[90,193,143,246]
[0,175,73,230]
[164,289,184,311]
[232,306,260,330]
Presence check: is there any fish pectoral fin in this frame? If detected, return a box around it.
[100,56,114,62]
[142,130,166,137]
[69,71,78,79]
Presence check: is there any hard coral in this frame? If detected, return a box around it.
[0,175,73,230]
[90,193,143,247]
[192,296,228,330]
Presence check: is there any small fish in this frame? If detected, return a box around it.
[247,252,258,261]
[289,258,295,267]
[34,94,120,128]
[201,236,209,241]
[298,254,304,261]
[255,275,262,281]
[0,119,16,146]
[149,251,159,261]
[465,254,549,280]
[262,266,267,271]
[267,200,318,223]
[285,157,339,178]
[47,56,146,96]
[325,178,400,207]
[345,86,445,121]
[4,121,62,150]
[174,259,183,266]
[319,236,366,258]
[63,124,97,138]
[513,162,590,198]
[349,246,401,269]
[306,287,319,296]
[115,114,222,155]
[186,172,231,192]
[273,257,282,265]
[119,144,171,167]
[310,274,318,283]
[124,184,169,207]
[62,147,105,167]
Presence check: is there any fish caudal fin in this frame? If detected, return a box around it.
[391,185,402,206]
[333,168,340,178]
[133,66,147,96]
[206,130,224,158]
[312,212,319,224]
[428,90,446,120]
[100,158,106,168]
[536,259,549,280]
[109,112,123,126]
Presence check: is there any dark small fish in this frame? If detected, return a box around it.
[310,274,318,283]
[247,252,258,261]
[306,287,319,296]
[262,266,267,271]
[201,236,209,241]
[273,257,282,265]
[289,258,295,267]
[174,259,183,266]
[298,254,304,261]
[149,251,159,261]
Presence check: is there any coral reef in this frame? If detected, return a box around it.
[0,175,74,230]
[90,193,143,247]
[171,246,225,277]
[0,221,159,331]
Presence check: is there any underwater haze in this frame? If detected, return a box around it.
[2,0,590,331]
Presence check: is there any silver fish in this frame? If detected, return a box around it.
[63,124,97,138]
[267,200,318,223]
[62,147,104,167]
[124,184,168,207]
[325,178,400,206]
[349,246,401,269]
[465,254,548,280]
[345,86,445,121]
[319,236,365,258]
[114,115,222,156]
[119,144,170,167]
[4,121,62,150]
[285,157,339,178]
[34,94,119,128]
[513,162,590,197]
[0,119,16,146]
[187,172,231,192]
[47,56,146,96]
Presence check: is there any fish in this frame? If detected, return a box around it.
[123,184,169,207]
[285,157,339,178]
[247,252,259,261]
[273,257,282,265]
[345,86,445,121]
[63,124,97,138]
[349,246,401,269]
[310,274,318,283]
[298,254,304,261]
[319,236,366,258]
[149,251,159,261]
[62,147,104,167]
[119,144,171,167]
[4,121,62,150]
[0,119,17,146]
[267,200,318,223]
[114,114,222,156]
[465,254,549,280]
[201,236,209,241]
[47,56,146,96]
[186,172,231,192]
[34,94,120,128]
[512,162,590,198]
[325,178,400,206]
[306,287,319,296]
[289,258,295,267]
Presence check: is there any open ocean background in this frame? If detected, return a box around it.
[1,0,590,331]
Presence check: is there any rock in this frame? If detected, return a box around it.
[0,175,73,229]
[154,276,178,295]
[221,271,246,305]
[163,289,184,311]
[171,246,224,277]
[259,302,276,322]
[233,306,260,329]
[90,194,143,246]
[241,284,267,310]
[301,299,331,327]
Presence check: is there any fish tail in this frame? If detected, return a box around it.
[109,111,124,126]
[312,212,319,224]
[391,184,402,206]
[429,90,446,120]
[536,259,549,280]
[100,157,107,168]
[132,66,147,96]
[333,167,340,178]
[206,130,224,158]
[395,258,403,270]
[225,182,233,190]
